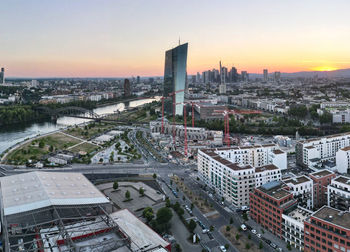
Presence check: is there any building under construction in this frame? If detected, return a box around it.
[0,171,170,252]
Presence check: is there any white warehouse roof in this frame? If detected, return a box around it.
[0,171,109,216]
[111,209,170,251]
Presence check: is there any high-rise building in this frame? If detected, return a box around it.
[219,61,226,94]
[274,71,281,82]
[163,42,188,116]
[229,67,238,82]
[0,68,4,84]
[263,69,268,82]
[241,71,248,82]
[196,72,201,83]
[123,78,131,97]
[136,76,140,84]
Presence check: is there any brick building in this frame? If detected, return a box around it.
[309,170,336,209]
[304,206,350,252]
[250,181,298,238]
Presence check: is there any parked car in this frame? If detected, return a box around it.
[240,224,247,231]
[219,245,227,252]
[257,233,262,238]
[270,243,277,249]
[251,229,257,234]
[202,229,209,234]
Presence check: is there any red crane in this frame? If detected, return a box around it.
[173,102,189,157]
[214,109,262,147]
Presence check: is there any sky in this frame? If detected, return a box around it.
[1,0,350,78]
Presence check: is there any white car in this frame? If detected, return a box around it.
[240,224,247,231]
[219,246,227,252]
[251,229,257,234]
[202,229,209,234]
[257,233,262,238]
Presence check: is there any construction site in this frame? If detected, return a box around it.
[0,171,170,252]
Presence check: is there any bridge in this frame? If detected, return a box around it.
[35,106,102,120]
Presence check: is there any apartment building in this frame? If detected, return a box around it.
[255,164,282,187]
[336,146,350,174]
[328,176,350,211]
[249,181,298,238]
[304,206,350,252]
[282,207,313,251]
[284,176,314,210]
[309,170,336,209]
[198,148,283,207]
[296,132,350,168]
[214,144,287,170]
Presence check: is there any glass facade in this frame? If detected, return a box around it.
[163,43,188,116]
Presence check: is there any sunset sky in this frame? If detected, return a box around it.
[1,0,350,78]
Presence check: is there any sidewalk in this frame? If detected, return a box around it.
[246,219,299,252]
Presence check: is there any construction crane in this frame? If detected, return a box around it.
[172,102,189,157]
[214,109,262,147]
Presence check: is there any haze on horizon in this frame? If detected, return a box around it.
[1,0,350,78]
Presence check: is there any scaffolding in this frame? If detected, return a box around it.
[2,204,130,252]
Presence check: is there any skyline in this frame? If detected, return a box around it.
[1,0,350,78]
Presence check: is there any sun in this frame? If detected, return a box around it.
[312,66,338,72]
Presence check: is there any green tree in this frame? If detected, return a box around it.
[156,207,173,224]
[248,234,251,239]
[188,219,197,233]
[39,140,45,148]
[235,234,240,240]
[142,207,154,222]
[287,243,292,251]
[245,243,251,250]
[113,181,118,190]
[153,173,157,179]
[165,198,171,208]
[259,241,263,249]
[125,190,131,200]
[209,225,214,232]
[224,244,229,250]
[230,217,233,224]
[49,145,54,152]
[139,187,145,196]
[226,225,231,232]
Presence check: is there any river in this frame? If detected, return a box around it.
[0,97,160,154]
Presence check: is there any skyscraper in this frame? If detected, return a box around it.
[274,71,281,82]
[219,61,226,94]
[163,42,188,116]
[263,69,268,82]
[124,78,131,97]
[0,68,4,85]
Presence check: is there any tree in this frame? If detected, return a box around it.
[39,140,45,148]
[226,225,230,232]
[245,243,250,250]
[182,196,185,201]
[113,181,119,190]
[165,198,171,208]
[188,219,197,233]
[248,234,251,239]
[99,157,103,163]
[139,187,145,196]
[142,207,154,222]
[125,190,131,200]
[153,173,157,179]
[156,207,173,224]
[235,234,240,240]
[224,244,229,250]
[109,152,114,162]
[49,145,54,152]
[242,212,248,221]
[174,243,182,252]
[190,203,194,210]
[320,112,332,124]
[209,225,214,232]
[259,241,263,249]
[287,243,292,251]
[230,217,233,224]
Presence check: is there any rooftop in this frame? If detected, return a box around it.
[341,146,350,152]
[111,209,170,251]
[255,164,280,173]
[283,175,311,185]
[273,149,284,154]
[284,207,313,224]
[333,176,350,185]
[312,206,350,230]
[310,169,334,178]
[258,181,292,200]
[0,171,109,216]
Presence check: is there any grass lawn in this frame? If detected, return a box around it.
[64,122,115,140]
[6,132,82,165]
[69,142,99,154]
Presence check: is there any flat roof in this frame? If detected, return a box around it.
[333,176,350,185]
[111,209,169,251]
[312,206,350,230]
[255,164,279,173]
[273,149,284,154]
[0,171,109,216]
[258,181,292,200]
[341,146,350,152]
[310,169,334,178]
[284,175,311,185]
